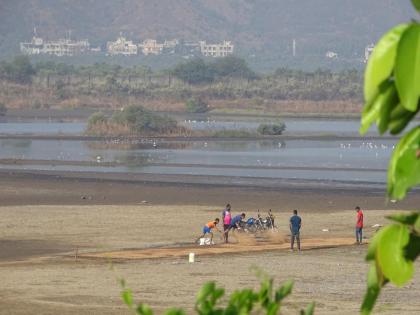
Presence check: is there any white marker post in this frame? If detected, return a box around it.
[189,252,195,263]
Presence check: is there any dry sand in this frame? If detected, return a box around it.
[1,202,419,315]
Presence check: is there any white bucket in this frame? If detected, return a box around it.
[199,237,213,246]
[189,252,195,263]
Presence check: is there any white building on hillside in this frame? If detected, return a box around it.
[139,39,179,55]
[199,40,234,57]
[20,37,90,56]
[139,39,164,55]
[43,39,90,56]
[106,37,138,56]
[20,36,44,55]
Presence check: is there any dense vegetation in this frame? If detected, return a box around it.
[0,56,363,113]
[185,97,209,113]
[257,123,286,136]
[86,105,181,136]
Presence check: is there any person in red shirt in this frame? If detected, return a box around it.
[355,206,364,244]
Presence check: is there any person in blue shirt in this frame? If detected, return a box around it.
[289,209,302,251]
[224,213,246,240]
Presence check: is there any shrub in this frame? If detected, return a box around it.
[172,58,214,85]
[257,123,286,135]
[120,273,315,315]
[88,112,107,127]
[87,106,179,137]
[185,98,209,113]
[111,105,178,134]
[0,103,7,116]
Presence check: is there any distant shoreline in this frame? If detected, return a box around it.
[0,133,399,141]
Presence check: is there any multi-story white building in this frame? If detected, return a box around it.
[43,39,90,56]
[20,37,90,56]
[139,39,179,55]
[106,37,138,56]
[139,39,164,55]
[20,36,44,55]
[199,40,234,57]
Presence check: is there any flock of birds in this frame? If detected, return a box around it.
[339,142,395,150]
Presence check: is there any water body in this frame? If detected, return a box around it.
[0,118,378,136]
[0,117,401,188]
[0,138,395,187]
[0,122,85,135]
[180,118,377,135]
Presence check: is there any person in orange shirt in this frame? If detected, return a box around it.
[196,218,221,243]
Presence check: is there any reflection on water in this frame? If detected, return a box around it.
[0,118,380,136]
[1,139,32,148]
[0,138,396,187]
[0,122,85,135]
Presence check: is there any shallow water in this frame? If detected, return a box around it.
[0,118,377,135]
[0,138,395,186]
[0,122,85,135]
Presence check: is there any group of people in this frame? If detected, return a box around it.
[196,204,245,244]
[197,204,365,251]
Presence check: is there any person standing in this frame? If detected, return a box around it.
[222,204,232,243]
[289,209,302,251]
[355,206,364,244]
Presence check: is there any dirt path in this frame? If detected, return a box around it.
[80,237,355,260]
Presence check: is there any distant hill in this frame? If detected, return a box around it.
[0,0,416,71]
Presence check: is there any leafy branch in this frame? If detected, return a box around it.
[120,273,315,315]
[360,1,420,313]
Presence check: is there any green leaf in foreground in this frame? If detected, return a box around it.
[395,24,420,112]
[137,304,154,315]
[360,82,399,135]
[377,224,413,286]
[364,24,409,104]
[405,233,420,261]
[388,126,420,199]
[122,288,134,308]
[300,302,315,315]
[388,103,419,135]
[387,212,419,225]
[415,215,420,234]
[412,0,420,13]
[274,280,293,302]
[164,309,185,315]
[361,264,382,315]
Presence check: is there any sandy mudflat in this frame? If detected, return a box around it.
[0,190,419,315]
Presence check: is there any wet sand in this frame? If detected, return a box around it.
[1,170,419,210]
[0,173,419,314]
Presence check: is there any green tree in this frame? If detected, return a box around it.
[172,58,214,84]
[112,105,177,134]
[0,103,7,116]
[211,56,256,80]
[3,56,36,84]
[359,1,420,313]
[185,97,209,113]
[257,123,286,135]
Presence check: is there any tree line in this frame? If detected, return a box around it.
[0,55,363,102]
